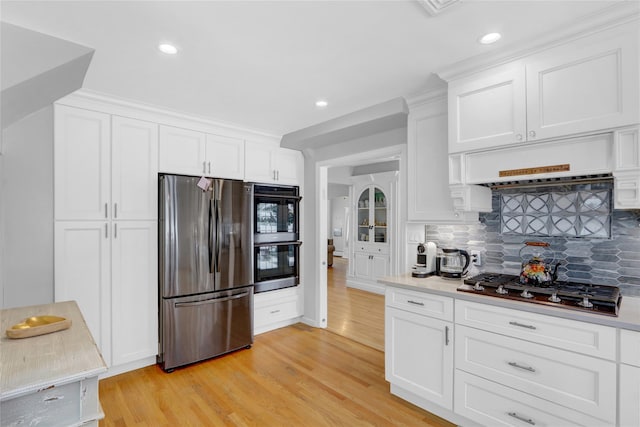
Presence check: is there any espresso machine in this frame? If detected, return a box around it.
[412,242,437,278]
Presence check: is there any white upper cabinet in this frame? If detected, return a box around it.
[448,64,526,153]
[447,21,639,154]
[111,116,159,220]
[159,125,244,179]
[245,141,302,185]
[205,134,245,180]
[54,106,111,220]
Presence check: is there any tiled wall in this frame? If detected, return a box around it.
[425,193,640,297]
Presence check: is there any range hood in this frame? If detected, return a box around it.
[448,129,640,210]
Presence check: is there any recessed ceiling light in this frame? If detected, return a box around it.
[315,100,328,108]
[479,32,501,45]
[158,43,178,54]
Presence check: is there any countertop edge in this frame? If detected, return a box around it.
[379,275,640,332]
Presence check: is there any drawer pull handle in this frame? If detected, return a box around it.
[508,361,536,373]
[270,309,281,314]
[445,326,450,346]
[508,412,536,425]
[407,300,424,306]
[509,321,536,330]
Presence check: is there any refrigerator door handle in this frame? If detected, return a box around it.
[215,200,222,273]
[174,291,250,307]
[208,198,215,274]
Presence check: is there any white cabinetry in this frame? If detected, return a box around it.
[158,125,244,179]
[447,20,638,153]
[407,94,481,221]
[620,329,640,427]
[455,300,617,425]
[54,105,158,369]
[253,287,302,335]
[613,126,640,209]
[385,287,453,411]
[244,141,302,185]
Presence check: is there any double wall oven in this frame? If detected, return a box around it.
[252,184,301,293]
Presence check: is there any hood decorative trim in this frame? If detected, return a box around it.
[484,174,613,190]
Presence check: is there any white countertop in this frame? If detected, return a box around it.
[379,274,640,332]
[0,300,107,401]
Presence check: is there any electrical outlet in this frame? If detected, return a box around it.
[471,250,482,266]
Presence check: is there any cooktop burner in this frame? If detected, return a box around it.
[459,273,622,316]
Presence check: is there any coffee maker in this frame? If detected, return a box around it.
[412,242,437,278]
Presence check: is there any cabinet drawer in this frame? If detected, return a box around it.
[354,244,389,255]
[455,300,616,360]
[455,370,610,427]
[254,298,300,326]
[385,287,453,322]
[621,329,640,367]
[456,325,616,423]
[1,376,102,427]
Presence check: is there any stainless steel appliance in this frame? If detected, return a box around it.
[459,273,622,316]
[439,248,470,278]
[158,174,254,372]
[412,242,437,278]
[252,184,301,293]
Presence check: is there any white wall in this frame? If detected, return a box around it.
[1,106,54,308]
[329,196,349,256]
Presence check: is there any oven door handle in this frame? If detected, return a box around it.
[254,241,302,247]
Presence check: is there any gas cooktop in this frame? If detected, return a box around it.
[458,273,622,316]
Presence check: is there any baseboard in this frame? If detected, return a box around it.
[101,356,157,379]
[254,316,303,335]
[346,279,385,295]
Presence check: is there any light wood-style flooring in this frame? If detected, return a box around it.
[326,257,385,351]
[99,257,454,426]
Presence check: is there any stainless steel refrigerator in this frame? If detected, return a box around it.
[158,174,254,372]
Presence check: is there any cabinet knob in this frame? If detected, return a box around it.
[516,134,523,141]
[528,130,536,138]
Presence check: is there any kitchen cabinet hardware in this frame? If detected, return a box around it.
[270,309,280,314]
[445,326,450,346]
[508,361,536,373]
[114,203,117,219]
[104,203,108,219]
[528,130,536,138]
[104,223,108,238]
[509,321,537,330]
[114,223,117,238]
[407,300,425,306]
[516,134,523,141]
[508,412,536,425]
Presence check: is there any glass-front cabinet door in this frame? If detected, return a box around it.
[357,186,387,243]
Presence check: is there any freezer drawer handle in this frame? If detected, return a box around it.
[509,321,537,330]
[174,291,250,308]
[507,361,536,373]
[508,412,535,425]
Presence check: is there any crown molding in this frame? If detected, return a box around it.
[437,2,640,82]
[416,0,460,16]
[405,88,447,109]
[56,88,281,143]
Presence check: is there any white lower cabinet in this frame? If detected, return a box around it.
[620,329,640,427]
[253,287,302,335]
[455,370,601,427]
[55,220,158,368]
[385,287,453,410]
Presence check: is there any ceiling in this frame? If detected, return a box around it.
[0,1,624,137]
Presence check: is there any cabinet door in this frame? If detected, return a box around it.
[111,221,158,366]
[54,106,110,220]
[158,125,206,176]
[54,221,111,366]
[385,307,453,409]
[205,134,244,179]
[620,364,640,427]
[371,253,389,280]
[112,117,158,220]
[245,141,276,183]
[527,24,639,141]
[354,252,372,278]
[274,148,301,185]
[448,63,526,153]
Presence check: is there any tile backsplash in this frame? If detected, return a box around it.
[425,193,640,296]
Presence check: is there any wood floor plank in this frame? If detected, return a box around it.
[99,257,454,426]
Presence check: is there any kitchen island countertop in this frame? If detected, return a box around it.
[379,274,640,332]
